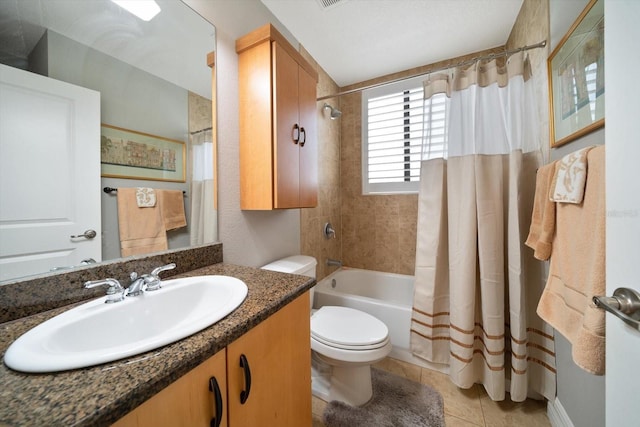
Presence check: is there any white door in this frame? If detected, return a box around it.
[0,64,101,281]
[604,1,640,425]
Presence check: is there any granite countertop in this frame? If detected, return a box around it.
[0,263,314,427]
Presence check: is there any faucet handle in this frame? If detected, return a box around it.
[84,278,125,304]
[146,263,176,291]
[151,263,176,277]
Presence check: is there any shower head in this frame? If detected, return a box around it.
[323,103,342,120]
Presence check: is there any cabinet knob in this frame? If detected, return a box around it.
[209,376,223,427]
[239,354,252,404]
[300,127,306,147]
[292,124,300,144]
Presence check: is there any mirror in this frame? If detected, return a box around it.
[0,0,217,282]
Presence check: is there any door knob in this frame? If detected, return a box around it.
[593,287,640,330]
[70,229,97,239]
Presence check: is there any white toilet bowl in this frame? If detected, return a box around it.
[261,256,393,407]
[311,306,392,406]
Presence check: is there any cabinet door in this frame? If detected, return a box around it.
[298,66,318,208]
[273,43,300,209]
[113,350,227,427]
[227,293,311,426]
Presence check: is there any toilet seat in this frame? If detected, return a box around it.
[311,306,389,350]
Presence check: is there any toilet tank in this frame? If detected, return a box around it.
[261,255,317,278]
[261,256,317,308]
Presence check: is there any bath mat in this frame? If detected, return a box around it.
[322,367,445,427]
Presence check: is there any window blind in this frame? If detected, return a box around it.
[362,80,448,194]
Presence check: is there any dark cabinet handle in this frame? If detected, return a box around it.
[239,354,252,404]
[300,127,306,147]
[292,124,300,144]
[209,376,223,427]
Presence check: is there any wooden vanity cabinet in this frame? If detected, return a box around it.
[113,349,227,427]
[113,293,310,426]
[236,24,318,210]
[227,291,311,426]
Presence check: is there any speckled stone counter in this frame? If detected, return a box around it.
[0,263,314,426]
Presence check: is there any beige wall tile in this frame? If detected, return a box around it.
[299,45,342,281]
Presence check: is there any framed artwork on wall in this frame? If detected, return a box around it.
[548,0,604,148]
[100,124,186,182]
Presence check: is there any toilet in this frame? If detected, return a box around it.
[261,255,392,406]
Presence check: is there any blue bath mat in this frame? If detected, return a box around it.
[322,367,445,427]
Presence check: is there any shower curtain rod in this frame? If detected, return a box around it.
[317,40,547,101]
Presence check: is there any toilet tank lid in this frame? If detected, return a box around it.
[261,255,317,274]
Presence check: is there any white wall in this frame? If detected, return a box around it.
[184,0,303,267]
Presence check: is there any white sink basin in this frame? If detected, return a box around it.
[4,275,248,373]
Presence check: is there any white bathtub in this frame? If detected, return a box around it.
[313,267,433,368]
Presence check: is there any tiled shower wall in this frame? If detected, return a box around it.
[300,48,343,281]
[340,91,418,275]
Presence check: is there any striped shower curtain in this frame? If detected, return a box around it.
[410,52,556,402]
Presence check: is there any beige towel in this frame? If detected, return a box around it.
[550,146,594,203]
[157,190,187,231]
[536,145,606,375]
[117,188,168,257]
[525,162,557,260]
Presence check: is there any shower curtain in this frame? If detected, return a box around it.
[190,129,217,245]
[410,52,556,402]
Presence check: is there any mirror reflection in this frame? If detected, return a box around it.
[0,0,217,282]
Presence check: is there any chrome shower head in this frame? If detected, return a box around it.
[323,103,342,120]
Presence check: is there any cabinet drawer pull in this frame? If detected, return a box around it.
[292,124,300,144]
[300,127,306,147]
[209,376,223,427]
[239,354,252,404]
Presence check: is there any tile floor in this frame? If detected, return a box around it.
[311,357,551,427]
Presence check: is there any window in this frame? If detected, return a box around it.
[362,76,448,194]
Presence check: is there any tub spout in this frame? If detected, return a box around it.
[327,258,342,267]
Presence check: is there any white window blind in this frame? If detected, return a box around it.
[362,77,448,194]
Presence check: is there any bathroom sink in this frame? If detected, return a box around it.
[4,275,248,373]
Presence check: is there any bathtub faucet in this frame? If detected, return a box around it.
[327,258,342,267]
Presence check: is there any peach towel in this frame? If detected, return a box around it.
[525,162,557,260]
[157,190,187,231]
[117,188,168,257]
[536,145,606,375]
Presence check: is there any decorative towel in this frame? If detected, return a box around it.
[117,188,168,257]
[157,190,187,231]
[136,187,156,207]
[536,145,606,375]
[549,146,594,203]
[525,162,557,260]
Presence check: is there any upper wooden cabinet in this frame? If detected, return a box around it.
[236,24,318,210]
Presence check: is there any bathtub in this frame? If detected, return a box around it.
[313,267,434,368]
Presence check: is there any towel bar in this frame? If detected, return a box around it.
[103,187,186,196]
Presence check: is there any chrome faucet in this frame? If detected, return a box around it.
[84,278,125,303]
[326,258,342,267]
[126,263,176,297]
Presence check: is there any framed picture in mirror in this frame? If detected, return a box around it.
[100,124,186,182]
[548,0,604,148]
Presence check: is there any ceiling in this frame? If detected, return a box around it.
[0,0,215,98]
[260,0,524,87]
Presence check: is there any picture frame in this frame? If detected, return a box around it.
[100,124,186,182]
[548,0,604,148]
